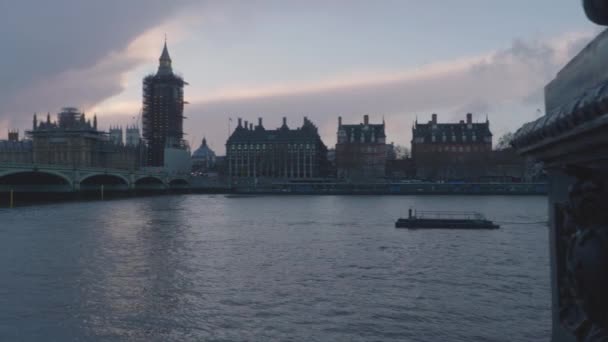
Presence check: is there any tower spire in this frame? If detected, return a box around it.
[157,37,173,76]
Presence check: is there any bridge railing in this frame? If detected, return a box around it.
[0,162,171,177]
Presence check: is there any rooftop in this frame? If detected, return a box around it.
[227,117,324,144]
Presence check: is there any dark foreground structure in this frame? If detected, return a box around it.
[513,18,608,342]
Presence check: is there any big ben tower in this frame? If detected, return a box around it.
[142,40,188,167]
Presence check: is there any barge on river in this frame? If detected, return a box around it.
[395,210,499,229]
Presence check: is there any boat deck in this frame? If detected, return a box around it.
[395,210,500,229]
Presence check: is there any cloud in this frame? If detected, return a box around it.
[0,0,195,133]
[180,30,596,153]
[0,1,598,158]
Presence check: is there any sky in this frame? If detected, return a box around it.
[0,0,602,154]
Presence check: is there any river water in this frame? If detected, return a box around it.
[0,195,549,341]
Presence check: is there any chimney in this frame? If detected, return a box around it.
[338,116,342,127]
[244,120,248,129]
[238,118,242,128]
[467,113,472,124]
[364,114,369,125]
[432,113,437,124]
[283,117,287,126]
[258,117,263,127]
[250,123,253,130]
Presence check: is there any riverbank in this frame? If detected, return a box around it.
[0,183,547,208]
[0,182,547,207]
[230,182,548,196]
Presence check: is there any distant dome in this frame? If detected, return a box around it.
[192,138,216,160]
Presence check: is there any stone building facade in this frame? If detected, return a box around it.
[226,117,328,179]
[26,108,144,170]
[411,113,493,180]
[335,115,387,180]
[0,130,32,164]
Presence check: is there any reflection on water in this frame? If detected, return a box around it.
[0,195,549,341]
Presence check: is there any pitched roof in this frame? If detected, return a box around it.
[160,41,171,61]
[413,121,491,144]
[157,41,173,76]
[227,118,324,144]
[338,123,386,144]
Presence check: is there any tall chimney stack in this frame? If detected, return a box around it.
[432,113,437,124]
[283,117,287,126]
[467,113,472,124]
[338,116,342,127]
[238,118,242,127]
[244,120,248,129]
[258,117,263,127]
[364,114,369,125]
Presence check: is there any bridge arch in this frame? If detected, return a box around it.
[134,176,166,191]
[80,173,129,186]
[0,170,73,193]
[134,176,165,185]
[0,170,72,186]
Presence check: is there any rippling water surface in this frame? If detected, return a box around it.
[0,195,549,341]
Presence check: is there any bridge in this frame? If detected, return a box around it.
[0,163,191,193]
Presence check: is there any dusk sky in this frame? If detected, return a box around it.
[0,1,602,153]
